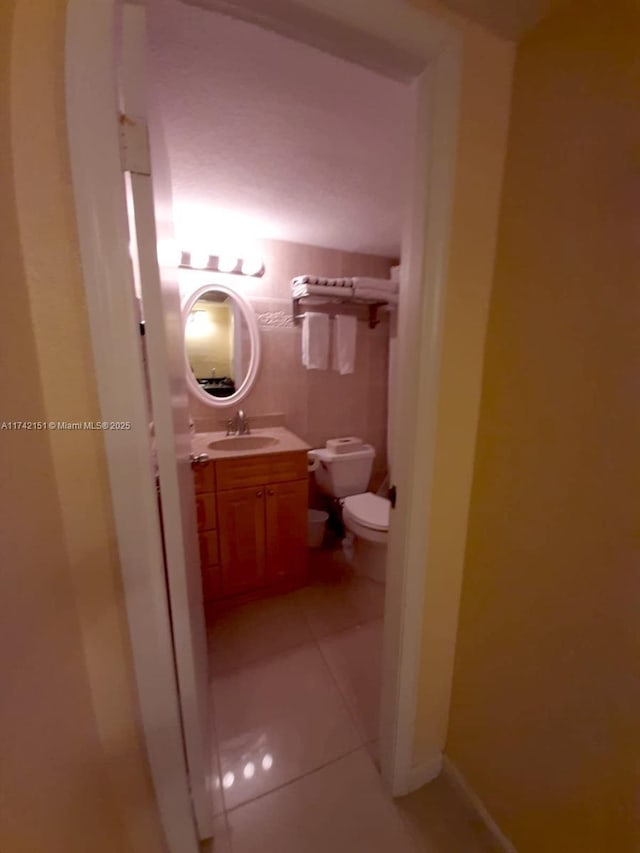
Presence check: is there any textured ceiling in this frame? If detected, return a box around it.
[147,0,412,256]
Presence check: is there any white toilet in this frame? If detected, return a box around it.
[310,439,390,583]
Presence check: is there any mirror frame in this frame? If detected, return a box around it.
[182,283,261,410]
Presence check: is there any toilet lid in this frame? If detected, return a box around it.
[343,492,390,532]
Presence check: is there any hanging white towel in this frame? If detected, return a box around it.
[333,314,357,375]
[302,312,330,370]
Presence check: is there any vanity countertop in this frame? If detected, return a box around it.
[191,426,311,462]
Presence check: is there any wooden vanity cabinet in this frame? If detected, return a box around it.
[217,486,267,596]
[193,451,308,604]
[194,464,220,601]
[265,480,308,584]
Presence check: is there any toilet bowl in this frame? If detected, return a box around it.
[342,492,389,583]
[309,440,390,583]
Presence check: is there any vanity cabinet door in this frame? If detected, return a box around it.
[198,530,219,567]
[193,460,215,494]
[195,492,217,531]
[265,480,308,584]
[217,486,266,596]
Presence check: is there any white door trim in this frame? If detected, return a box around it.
[65,0,462,846]
[381,45,460,794]
[65,3,200,851]
[120,4,212,838]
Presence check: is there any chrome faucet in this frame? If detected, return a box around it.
[226,409,251,436]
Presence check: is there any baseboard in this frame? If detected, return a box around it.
[404,753,443,794]
[442,756,517,853]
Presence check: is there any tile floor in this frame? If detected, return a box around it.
[204,548,497,852]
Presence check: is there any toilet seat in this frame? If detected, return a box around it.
[343,492,390,544]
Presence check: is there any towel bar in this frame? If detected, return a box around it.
[291,295,388,329]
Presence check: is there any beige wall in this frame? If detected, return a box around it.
[446,1,640,849]
[186,238,394,479]
[0,1,167,850]
[406,0,516,763]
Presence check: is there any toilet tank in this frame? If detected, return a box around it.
[311,443,375,498]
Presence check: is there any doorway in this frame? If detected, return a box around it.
[65,0,461,849]
[148,0,410,820]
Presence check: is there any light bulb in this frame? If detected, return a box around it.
[222,772,235,789]
[241,256,263,276]
[189,249,210,269]
[243,762,255,779]
[217,255,238,273]
[261,754,273,771]
[156,239,181,267]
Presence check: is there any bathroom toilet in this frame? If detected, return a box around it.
[342,491,390,583]
[309,439,390,583]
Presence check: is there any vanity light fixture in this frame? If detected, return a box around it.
[179,250,264,277]
[156,239,181,267]
[217,254,238,273]
[241,255,264,276]
[188,248,210,269]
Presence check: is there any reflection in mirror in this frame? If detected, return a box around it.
[185,290,250,399]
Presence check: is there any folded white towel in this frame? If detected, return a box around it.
[292,275,352,289]
[293,283,354,299]
[351,277,399,293]
[353,286,399,304]
[302,312,330,370]
[332,314,357,375]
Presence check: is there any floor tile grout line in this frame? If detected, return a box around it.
[301,583,376,748]
[208,633,313,680]
[289,560,383,637]
[313,625,373,747]
[207,555,384,823]
[207,615,383,681]
[314,611,384,644]
[223,742,367,817]
[208,680,232,817]
[209,629,364,816]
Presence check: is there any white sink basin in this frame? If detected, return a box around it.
[208,434,280,452]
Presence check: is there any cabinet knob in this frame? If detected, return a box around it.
[190,453,210,465]
[268,489,275,496]
[256,490,263,498]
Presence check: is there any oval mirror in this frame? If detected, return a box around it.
[182,284,261,408]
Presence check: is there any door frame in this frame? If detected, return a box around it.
[119,3,212,839]
[65,0,461,848]
[65,4,201,851]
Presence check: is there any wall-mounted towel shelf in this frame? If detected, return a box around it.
[292,295,389,329]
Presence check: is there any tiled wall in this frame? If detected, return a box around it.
[184,238,396,478]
